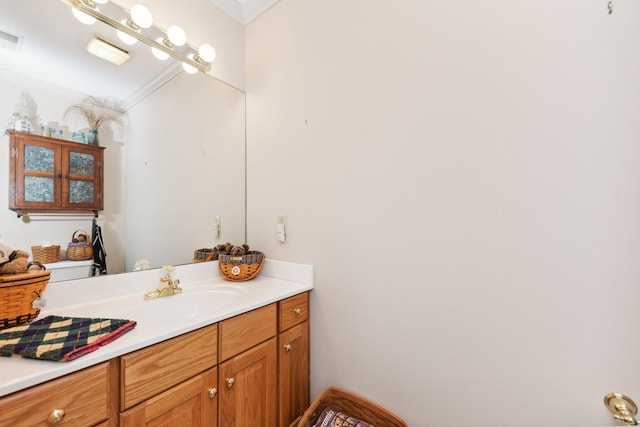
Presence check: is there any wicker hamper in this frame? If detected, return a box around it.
[0,268,51,329]
[297,387,407,427]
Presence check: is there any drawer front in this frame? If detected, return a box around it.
[120,323,218,410]
[219,303,277,362]
[0,361,112,426]
[279,292,309,332]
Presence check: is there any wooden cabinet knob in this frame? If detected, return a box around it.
[294,308,301,316]
[226,378,235,388]
[208,387,217,398]
[284,344,292,352]
[47,409,65,424]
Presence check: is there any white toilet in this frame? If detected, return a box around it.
[43,260,93,282]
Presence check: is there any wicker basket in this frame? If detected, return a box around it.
[66,230,93,261]
[31,245,60,264]
[297,387,407,427]
[194,248,216,263]
[218,251,264,282]
[0,266,51,329]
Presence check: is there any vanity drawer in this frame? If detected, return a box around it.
[0,361,113,426]
[219,303,277,362]
[279,292,309,332]
[120,323,218,410]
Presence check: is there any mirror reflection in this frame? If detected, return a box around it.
[0,1,246,280]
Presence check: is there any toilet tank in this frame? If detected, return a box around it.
[43,260,93,282]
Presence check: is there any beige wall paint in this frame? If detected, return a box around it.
[245,0,640,425]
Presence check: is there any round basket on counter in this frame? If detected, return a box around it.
[0,265,51,329]
[218,251,264,282]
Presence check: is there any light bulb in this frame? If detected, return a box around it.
[117,20,138,45]
[198,43,216,63]
[151,38,169,60]
[130,4,153,29]
[182,55,198,74]
[167,25,186,47]
[72,6,98,25]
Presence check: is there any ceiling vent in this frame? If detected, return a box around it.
[0,29,23,53]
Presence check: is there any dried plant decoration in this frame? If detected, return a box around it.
[64,96,126,132]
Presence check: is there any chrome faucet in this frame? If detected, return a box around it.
[144,265,182,299]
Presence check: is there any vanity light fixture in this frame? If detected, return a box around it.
[65,0,215,73]
[86,36,130,65]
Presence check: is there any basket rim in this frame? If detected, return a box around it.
[297,386,407,427]
[0,269,51,285]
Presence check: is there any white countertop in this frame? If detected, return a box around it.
[0,259,313,397]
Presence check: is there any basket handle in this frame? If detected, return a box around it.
[72,230,90,243]
[27,261,46,270]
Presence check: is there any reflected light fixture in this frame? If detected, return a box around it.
[86,37,130,65]
[66,0,214,73]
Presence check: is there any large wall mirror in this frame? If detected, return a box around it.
[0,0,246,277]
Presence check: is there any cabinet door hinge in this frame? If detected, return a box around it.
[11,185,19,198]
[10,147,18,158]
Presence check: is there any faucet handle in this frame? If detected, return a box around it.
[161,265,176,279]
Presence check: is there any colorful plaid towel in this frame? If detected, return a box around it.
[0,315,136,361]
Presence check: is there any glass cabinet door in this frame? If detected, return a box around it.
[67,151,96,204]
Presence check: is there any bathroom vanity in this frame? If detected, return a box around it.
[0,260,312,426]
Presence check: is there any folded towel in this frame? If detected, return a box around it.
[0,315,136,361]
[314,407,374,427]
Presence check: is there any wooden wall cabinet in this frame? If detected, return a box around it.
[8,131,105,212]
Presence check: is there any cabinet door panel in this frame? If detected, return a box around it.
[219,338,277,427]
[120,368,217,427]
[24,176,55,202]
[23,144,55,172]
[279,322,310,427]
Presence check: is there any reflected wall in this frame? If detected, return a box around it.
[123,72,246,270]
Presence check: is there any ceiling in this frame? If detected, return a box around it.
[0,0,276,107]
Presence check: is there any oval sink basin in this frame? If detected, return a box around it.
[121,283,248,322]
[51,283,248,323]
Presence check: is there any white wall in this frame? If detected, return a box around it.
[123,72,246,271]
[245,1,640,425]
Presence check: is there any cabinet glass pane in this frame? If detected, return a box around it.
[24,176,54,202]
[69,152,95,177]
[69,180,94,204]
[24,145,54,172]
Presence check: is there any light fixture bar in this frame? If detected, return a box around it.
[66,0,211,73]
